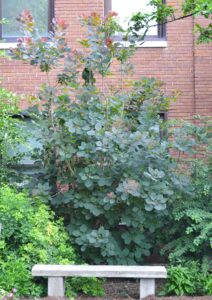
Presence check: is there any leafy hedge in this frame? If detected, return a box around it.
[0,186,103,297]
[162,117,212,269]
[161,261,212,296]
[0,88,25,184]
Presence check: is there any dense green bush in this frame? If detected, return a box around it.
[0,186,103,297]
[0,88,25,184]
[0,186,75,296]
[161,261,212,296]
[10,10,212,266]
[161,119,212,265]
[49,79,186,265]
[3,8,211,298]
[159,120,212,296]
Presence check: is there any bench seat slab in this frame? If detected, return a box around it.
[32,265,167,278]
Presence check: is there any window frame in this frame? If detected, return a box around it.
[159,111,168,140]
[0,0,55,42]
[11,114,43,173]
[104,0,166,41]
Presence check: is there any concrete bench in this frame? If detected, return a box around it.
[32,264,167,299]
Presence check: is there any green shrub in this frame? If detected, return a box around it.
[162,265,196,296]
[205,276,212,295]
[161,261,212,296]
[0,186,103,297]
[9,11,212,267]
[0,256,42,297]
[14,13,178,264]
[67,277,105,298]
[28,77,183,265]
[161,124,212,265]
[0,88,25,184]
[0,186,76,263]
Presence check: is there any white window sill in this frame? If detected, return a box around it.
[0,43,17,49]
[138,40,167,48]
[0,40,168,50]
[117,40,167,48]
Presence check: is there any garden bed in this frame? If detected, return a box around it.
[20,278,212,300]
[21,278,211,300]
[23,297,212,300]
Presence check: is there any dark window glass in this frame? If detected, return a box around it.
[0,0,54,42]
[159,111,168,139]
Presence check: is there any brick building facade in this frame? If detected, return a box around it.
[0,0,211,119]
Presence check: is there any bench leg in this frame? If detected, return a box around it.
[139,279,155,299]
[48,277,64,297]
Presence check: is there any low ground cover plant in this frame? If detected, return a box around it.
[161,261,212,296]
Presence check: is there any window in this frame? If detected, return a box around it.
[0,0,54,42]
[11,114,43,177]
[104,0,166,41]
[159,111,168,139]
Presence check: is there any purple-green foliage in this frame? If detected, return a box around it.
[9,10,210,265]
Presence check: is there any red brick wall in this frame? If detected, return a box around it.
[0,0,211,118]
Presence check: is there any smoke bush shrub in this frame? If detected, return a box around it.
[9,11,211,266]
